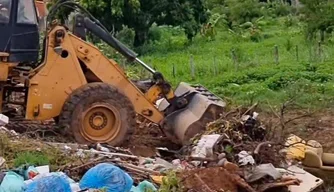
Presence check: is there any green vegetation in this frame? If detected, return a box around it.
[120,1,334,109]
[13,151,49,167]
[77,0,208,46]
[50,0,334,109]
[120,18,333,109]
[0,135,78,170]
[159,171,182,192]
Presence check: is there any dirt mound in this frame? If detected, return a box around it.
[179,167,254,192]
[123,117,181,157]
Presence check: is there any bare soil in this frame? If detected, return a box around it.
[123,118,181,157]
[262,109,334,152]
[179,167,240,192]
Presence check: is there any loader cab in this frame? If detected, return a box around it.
[0,0,40,63]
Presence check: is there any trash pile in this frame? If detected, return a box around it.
[0,109,328,192]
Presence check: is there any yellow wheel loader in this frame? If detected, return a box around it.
[0,0,225,146]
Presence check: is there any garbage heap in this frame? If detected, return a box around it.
[0,109,327,192]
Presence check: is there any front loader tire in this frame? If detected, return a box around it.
[58,83,136,146]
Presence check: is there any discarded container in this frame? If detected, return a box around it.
[285,134,306,161]
[79,163,133,192]
[24,174,72,192]
[0,171,25,192]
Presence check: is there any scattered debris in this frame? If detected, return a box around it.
[284,134,306,162]
[79,163,133,192]
[278,165,323,192]
[0,114,9,126]
[238,151,256,166]
[257,177,302,192]
[0,109,327,192]
[131,180,157,192]
[245,163,282,182]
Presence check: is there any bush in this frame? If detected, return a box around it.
[225,0,265,25]
[266,72,302,90]
[283,14,296,28]
[271,2,293,17]
[116,26,135,49]
[148,25,162,42]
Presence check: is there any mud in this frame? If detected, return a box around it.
[124,117,181,157]
[179,167,240,192]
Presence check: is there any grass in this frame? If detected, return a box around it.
[127,17,334,109]
[14,151,49,167]
[0,135,79,170]
[159,171,183,192]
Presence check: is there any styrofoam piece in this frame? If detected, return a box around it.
[277,165,323,192]
[0,114,9,126]
[191,134,222,166]
[36,165,50,174]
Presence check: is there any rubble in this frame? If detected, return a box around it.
[0,109,327,192]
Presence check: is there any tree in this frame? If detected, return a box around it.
[299,0,334,41]
[79,0,209,46]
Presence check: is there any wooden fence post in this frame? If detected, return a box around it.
[308,45,312,62]
[295,45,299,62]
[213,56,217,75]
[190,55,195,80]
[274,45,279,64]
[318,41,322,62]
[231,49,238,70]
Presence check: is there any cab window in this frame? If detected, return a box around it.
[0,0,11,23]
[17,0,37,24]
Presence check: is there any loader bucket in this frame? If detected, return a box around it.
[161,82,226,145]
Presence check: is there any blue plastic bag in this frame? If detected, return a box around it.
[24,174,72,192]
[0,171,25,192]
[79,163,133,192]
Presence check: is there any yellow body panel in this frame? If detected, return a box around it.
[25,26,164,123]
[26,27,87,119]
[0,64,9,82]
